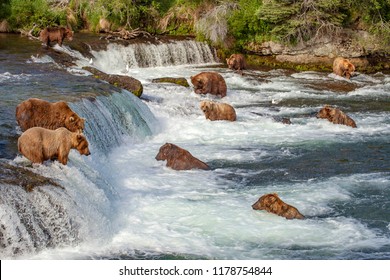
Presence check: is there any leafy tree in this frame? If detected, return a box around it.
[257,0,348,44]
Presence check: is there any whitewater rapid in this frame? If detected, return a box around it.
[1,37,390,259]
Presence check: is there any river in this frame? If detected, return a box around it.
[0,33,389,260]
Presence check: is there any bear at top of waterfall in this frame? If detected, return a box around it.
[316,105,357,128]
[190,72,227,98]
[15,98,85,133]
[226,54,247,73]
[155,143,210,171]
[252,193,305,220]
[39,26,74,47]
[18,127,90,165]
[332,57,355,79]
[200,100,236,121]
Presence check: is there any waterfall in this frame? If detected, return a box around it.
[0,88,157,259]
[70,89,158,155]
[87,40,218,73]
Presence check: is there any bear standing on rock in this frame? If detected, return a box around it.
[18,127,91,165]
[200,100,236,121]
[316,105,357,128]
[16,98,85,133]
[39,26,74,47]
[332,57,355,79]
[190,72,227,98]
[155,143,209,171]
[226,54,247,73]
[252,193,305,220]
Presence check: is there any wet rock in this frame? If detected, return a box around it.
[83,66,143,97]
[0,161,63,192]
[152,77,190,87]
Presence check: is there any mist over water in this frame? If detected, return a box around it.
[1,35,389,259]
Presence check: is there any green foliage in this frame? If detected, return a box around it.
[0,0,11,19]
[227,0,271,47]
[257,0,348,44]
[8,0,67,29]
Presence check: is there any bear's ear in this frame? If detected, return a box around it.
[77,134,83,142]
[69,116,75,122]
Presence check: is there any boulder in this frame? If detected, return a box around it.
[83,66,143,97]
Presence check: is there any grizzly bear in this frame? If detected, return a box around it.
[200,100,236,121]
[252,193,305,220]
[316,105,357,128]
[226,54,247,73]
[39,26,74,47]
[333,57,355,79]
[18,127,90,165]
[16,98,85,133]
[190,72,227,98]
[155,143,209,171]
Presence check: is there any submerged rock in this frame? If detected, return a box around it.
[0,161,63,192]
[152,77,190,87]
[83,66,143,97]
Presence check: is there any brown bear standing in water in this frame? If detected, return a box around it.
[18,127,90,165]
[332,57,355,79]
[226,54,247,73]
[155,143,209,171]
[252,193,305,220]
[16,98,85,133]
[200,100,236,121]
[39,27,74,47]
[190,72,227,98]
[316,105,357,128]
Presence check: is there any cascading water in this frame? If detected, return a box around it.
[80,39,218,73]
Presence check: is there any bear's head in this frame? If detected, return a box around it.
[64,113,85,133]
[226,57,236,70]
[155,143,182,161]
[65,27,74,41]
[190,75,203,90]
[341,59,355,79]
[73,133,90,156]
[252,193,280,210]
[316,105,333,120]
[200,101,213,115]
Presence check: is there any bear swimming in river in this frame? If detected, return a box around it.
[316,105,357,128]
[252,193,305,220]
[200,100,236,121]
[155,143,209,171]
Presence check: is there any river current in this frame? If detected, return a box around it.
[0,33,389,260]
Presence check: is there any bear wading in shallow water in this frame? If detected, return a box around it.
[200,100,236,121]
[316,105,357,128]
[16,98,85,133]
[18,127,90,165]
[39,26,74,47]
[190,72,227,97]
[332,57,355,79]
[252,193,305,220]
[155,143,209,171]
[226,54,247,73]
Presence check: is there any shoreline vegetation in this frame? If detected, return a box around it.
[1,0,390,72]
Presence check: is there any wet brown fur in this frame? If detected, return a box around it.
[155,143,209,171]
[252,193,305,220]
[316,105,357,128]
[190,72,227,98]
[200,100,236,121]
